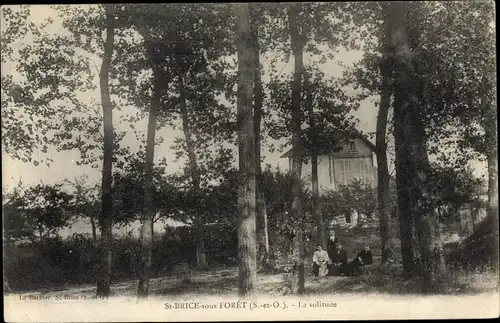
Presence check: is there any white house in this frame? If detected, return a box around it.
[281,131,378,195]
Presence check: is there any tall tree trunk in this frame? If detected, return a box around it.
[408,11,446,294]
[178,72,207,270]
[96,7,115,297]
[482,75,498,267]
[482,77,498,224]
[376,4,394,265]
[288,3,305,295]
[388,2,416,277]
[137,64,162,299]
[250,4,270,271]
[394,63,418,278]
[486,126,498,218]
[392,2,445,290]
[233,2,257,297]
[305,74,326,248]
[411,106,446,293]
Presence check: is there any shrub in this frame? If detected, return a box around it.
[4,224,239,292]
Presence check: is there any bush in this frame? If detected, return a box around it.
[4,224,238,292]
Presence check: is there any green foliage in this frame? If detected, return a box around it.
[259,167,313,254]
[3,182,75,242]
[4,227,237,291]
[64,175,100,237]
[427,163,486,220]
[255,3,370,158]
[320,179,379,227]
[345,1,496,167]
[110,151,176,225]
[257,3,368,62]
[1,5,133,168]
[1,5,82,165]
[109,155,239,227]
[172,166,239,225]
[266,66,359,154]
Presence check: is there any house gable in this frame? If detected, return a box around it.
[331,137,375,159]
[280,130,375,158]
[282,131,377,193]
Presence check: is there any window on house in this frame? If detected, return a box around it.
[349,140,356,151]
[359,159,369,182]
[352,159,360,180]
[339,159,350,185]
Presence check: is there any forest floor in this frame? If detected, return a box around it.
[6,225,498,299]
[7,263,498,300]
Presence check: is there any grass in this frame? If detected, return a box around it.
[6,224,498,299]
[7,262,498,300]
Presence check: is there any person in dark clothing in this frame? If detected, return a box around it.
[326,231,339,260]
[328,243,348,276]
[346,245,374,276]
[357,245,373,265]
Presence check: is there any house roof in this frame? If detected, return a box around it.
[280,129,376,158]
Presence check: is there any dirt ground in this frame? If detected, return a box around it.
[7,263,499,301]
[6,225,498,299]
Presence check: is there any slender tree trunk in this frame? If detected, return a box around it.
[482,75,498,266]
[178,73,207,270]
[90,214,97,242]
[137,64,162,299]
[96,8,115,297]
[482,78,498,224]
[194,215,207,268]
[288,3,305,295]
[376,6,394,265]
[305,74,326,248]
[233,2,257,297]
[250,4,270,270]
[486,138,498,219]
[311,151,325,246]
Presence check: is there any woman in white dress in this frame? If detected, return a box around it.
[312,244,330,277]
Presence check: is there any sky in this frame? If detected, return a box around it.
[1,4,488,193]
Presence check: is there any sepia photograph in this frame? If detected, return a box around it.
[2,2,499,321]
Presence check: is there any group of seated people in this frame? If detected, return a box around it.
[312,232,373,277]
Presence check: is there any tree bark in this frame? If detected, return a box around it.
[376,4,394,265]
[305,74,326,248]
[388,2,416,278]
[411,107,446,293]
[391,2,446,290]
[137,64,162,299]
[178,72,207,270]
[233,2,257,297]
[482,78,498,227]
[288,3,305,295]
[250,4,270,271]
[486,132,498,218]
[408,20,446,295]
[96,7,115,297]
[90,214,97,242]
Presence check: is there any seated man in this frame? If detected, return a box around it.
[346,244,374,276]
[357,244,373,265]
[312,244,330,277]
[328,243,348,276]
